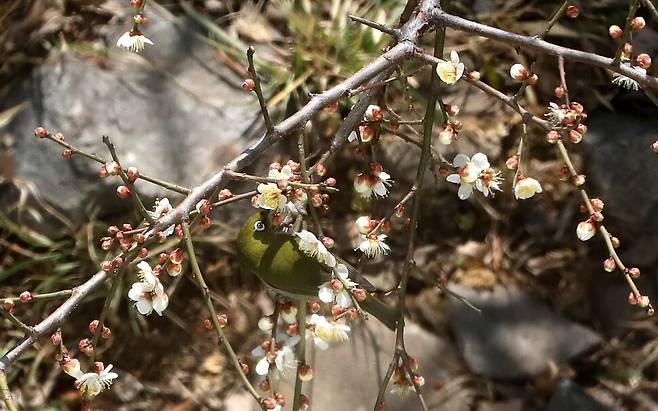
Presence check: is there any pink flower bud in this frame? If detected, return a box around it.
[653,140,658,153]
[217,313,228,327]
[330,279,343,291]
[568,129,583,144]
[546,130,560,144]
[603,257,616,272]
[269,161,282,171]
[590,198,604,212]
[78,338,94,356]
[89,320,100,333]
[287,160,300,172]
[202,318,212,329]
[414,374,426,386]
[112,255,125,267]
[242,78,255,91]
[331,305,344,316]
[610,236,620,248]
[505,155,519,170]
[19,291,32,303]
[3,298,15,313]
[195,199,212,215]
[101,239,113,250]
[576,219,596,241]
[467,70,481,81]
[287,322,298,336]
[165,262,182,276]
[638,295,651,308]
[635,53,651,69]
[321,236,334,249]
[310,193,323,208]
[352,288,367,301]
[316,163,327,177]
[99,165,109,178]
[324,177,337,187]
[307,300,321,313]
[34,127,48,138]
[628,292,639,305]
[446,104,460,116]
[558,166,570,181]
[346,307,359,321]
[299,364,314,381]
[116,185,130,198]
[509,63,528,81]
[101,326,111,339]
[126,166,140,182]
[61,149,73,159]
[631,16,646,32]
[218,189,233,201]
[565,5,579,18]
[50,331,62,345]
[451,119,463,130]
[259,379,270,391]
[101,260,113,271]
[569,102,584,113]
[199,215,211,229]
[262,397,277,410]
[554,86,565,98]
[622,42,633,57]
[572,174,586,186]
[626,267,641,278]
[274,392,286,406]
[576,123,588,135]
[358,125,374,142]
[54,132,65,141]
[609,25,623,39]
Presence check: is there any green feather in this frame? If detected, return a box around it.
[237,212,399,330]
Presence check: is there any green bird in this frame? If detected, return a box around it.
[237,211,399,330]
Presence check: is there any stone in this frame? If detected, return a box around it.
[446,284,602,379]
[0,3,257,236]
[547,379,613,411]
[584,108,658,236]
[257,319,463,411]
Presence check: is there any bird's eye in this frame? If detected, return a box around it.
[254,221,265,232]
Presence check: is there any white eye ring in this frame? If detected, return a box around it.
[254,221,265,232]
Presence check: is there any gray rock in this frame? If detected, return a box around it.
[584,109,658,235]
[1,5,257,235]
[447,285,602,379]
[259,320,464,411]
[547,379,613,411]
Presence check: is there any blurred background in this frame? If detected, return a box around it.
[1,0,658,409]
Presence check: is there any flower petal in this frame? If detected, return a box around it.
[457,184,473,200]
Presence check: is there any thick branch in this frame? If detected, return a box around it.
[430,8,658,89]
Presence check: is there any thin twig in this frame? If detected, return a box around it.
[103,135,155,225]
[181,221,264,407]
[291,300,307,411]
[90,276,122,363]
[1,310,32,334]
[641,0,658,21]
[247,46,274,134]
[225,170,338,193]
[0,370,18,411]
[349,14,399,37]
[5,289,73,303]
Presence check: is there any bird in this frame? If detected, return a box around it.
[236,211,399,330]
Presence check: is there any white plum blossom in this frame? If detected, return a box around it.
[280,304,298,324]
[148,198,175,237]
[357,234,391,258]
[354,164,393,199]
[514,176,543,200]
[268,164,294,181]
[446,153,493,200]
[309,314,350,350]
[128,261,169,316]
[545,102,566,127]
[296,230,336,267]
[251,334,301,377]
[318,263,355,309]
[116,30,154,53]
[64,359,118,398]
[436,50,465,85]
[257,183,287,212]
[612,62,645,90]
[476,168,503,197]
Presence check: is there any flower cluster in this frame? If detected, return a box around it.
[116,1,153,53]
[544,101,588,143]
[390,357,425,395]
[608,17,651,90]
[446,153,503,200]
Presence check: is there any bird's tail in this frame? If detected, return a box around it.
[360,295,400,331]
